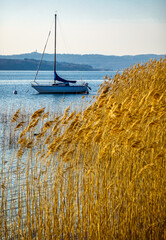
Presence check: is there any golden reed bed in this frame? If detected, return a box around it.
[0,58,166,239]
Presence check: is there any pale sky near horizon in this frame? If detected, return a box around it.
[0,0,166,56]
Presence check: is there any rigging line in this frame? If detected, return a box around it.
[34,30,51,82]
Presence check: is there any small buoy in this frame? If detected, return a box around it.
[13,90,17,94]
[34,132,40,136]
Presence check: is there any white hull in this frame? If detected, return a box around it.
[32,84,89,94]
[31,15,91,95]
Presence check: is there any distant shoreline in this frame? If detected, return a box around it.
[0,58,98,71]
[0,53,164,71]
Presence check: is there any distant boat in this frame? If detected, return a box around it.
[32,14,91,94]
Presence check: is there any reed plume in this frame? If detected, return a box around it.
[1,58,166,239]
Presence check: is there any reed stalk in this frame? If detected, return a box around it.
[0,58,166,239]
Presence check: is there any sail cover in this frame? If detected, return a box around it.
[54,72,77,84]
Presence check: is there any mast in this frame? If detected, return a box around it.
[54,14,57,83]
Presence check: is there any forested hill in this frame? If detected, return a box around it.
[0,58,94,71]
[0,53,165,70]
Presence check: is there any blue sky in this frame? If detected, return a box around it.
[0,0,166,55]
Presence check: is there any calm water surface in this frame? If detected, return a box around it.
[0,70,116,216]
[0,70,117,151]
[0,70,116,113]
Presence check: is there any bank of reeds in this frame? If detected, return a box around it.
[0,58,166,239]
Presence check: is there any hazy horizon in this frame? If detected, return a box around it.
[0,0,166,56]
[0,51,165,57]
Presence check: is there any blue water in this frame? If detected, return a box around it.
[0,70,116,114]
[0,70,116,181]
[0,70,116,224]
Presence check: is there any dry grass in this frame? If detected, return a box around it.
[0,58,166,239]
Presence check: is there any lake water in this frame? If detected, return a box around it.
[0,70,117,151]
[0,70,116,232]
[0,70,116,114]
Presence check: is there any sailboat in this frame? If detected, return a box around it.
[32,14,91,94]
